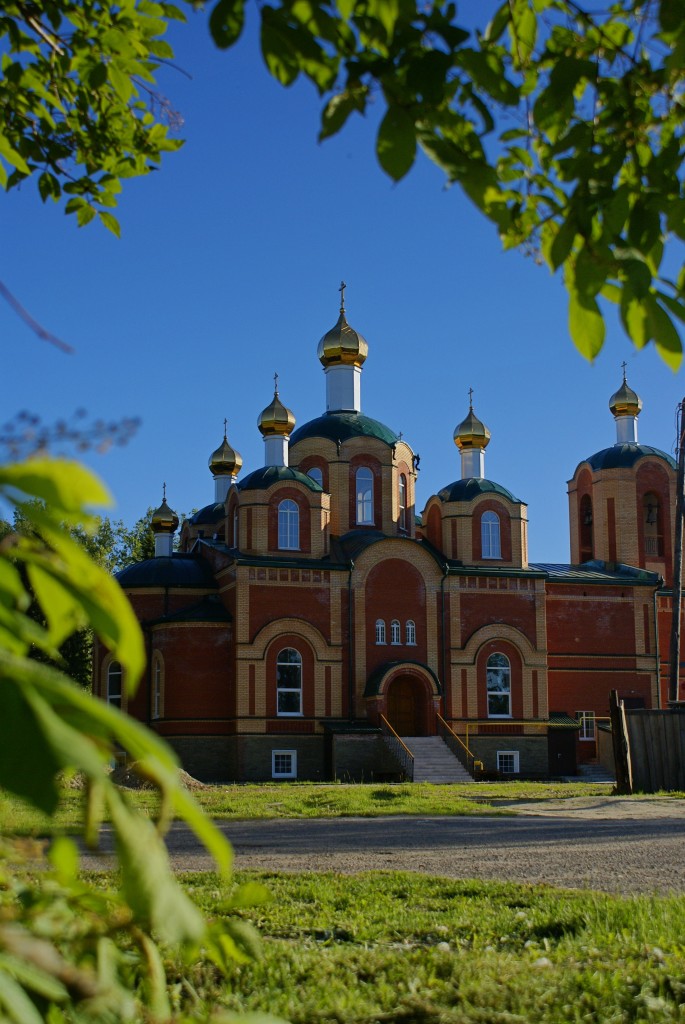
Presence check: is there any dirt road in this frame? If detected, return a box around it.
[84,797,685,894]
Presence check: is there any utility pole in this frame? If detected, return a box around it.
[668,399,685,704]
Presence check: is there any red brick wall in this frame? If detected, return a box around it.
[459,590,537,648]
[249,583,330,642]
[546,584,635,656]
[364,559,427,676]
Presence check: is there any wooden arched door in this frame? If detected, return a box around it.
[387,677,423,735]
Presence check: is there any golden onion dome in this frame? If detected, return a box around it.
[609,368,642,418]
[209,424,242,477]
[258,376,296,437]
[317,282,369,368]
[151,487,179,534]
[453,393,491,451]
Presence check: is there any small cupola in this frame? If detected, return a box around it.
[454,390,491,478]
[317,282,368,413]
[209,420,243,501]
[151,484,179,557]
[609,364,642,443]
[258,374,295,467]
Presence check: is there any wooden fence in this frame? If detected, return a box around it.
[610,690,685,792]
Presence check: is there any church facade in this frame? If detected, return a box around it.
[94,292,681,781]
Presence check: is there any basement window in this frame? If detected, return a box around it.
[272,750,297,779]
[497,751,520,775]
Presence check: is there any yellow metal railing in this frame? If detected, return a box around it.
[436,713,484,775]
[379,715,415,780]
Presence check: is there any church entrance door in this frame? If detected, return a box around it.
[387,677,425,736]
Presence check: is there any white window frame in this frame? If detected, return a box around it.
[406,619,416,645]
[486,652,511,718]
[399,474,407,531]
[278,499,299,550]
[356,467,374,525]
[390,619,401,645]
[497,750,520,775]
[272,750,297,779]
[375,619,386,644]
[107,661,122,708]
[276,648,303,716]
[481,510,501,559]
[577,710,596,741]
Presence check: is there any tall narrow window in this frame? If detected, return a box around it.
[579,495,593,561]
[406,620,416,645]
[486,653,511,717]
[399,474,407,531]
[643,492,663,557]
[356,467,374,525]
[481,511,501,559]
[375,619,386,644]
[107,661,122,708]
[390,619,401,645]
[276,648,302,715]
[152,657,162,719]
[233,509,239,548]
[308,467,323,488]
[278,499,299,550]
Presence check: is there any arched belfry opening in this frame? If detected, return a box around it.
[579,494,593,562]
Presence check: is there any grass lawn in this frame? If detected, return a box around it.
[174,870,685,1022]
[0,780,627,834]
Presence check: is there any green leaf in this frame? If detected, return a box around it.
[620,287,650,349]
[0,460,111,515]
[99,211,121,237]
[319,89,366,140]
[648,296,683,370]
[108,64,135,103]
[210,0,246,48]
[0,674,62,813]
[376,105,416,181]
[49,836,80,883]
[107,786,207,944]
[0,134,30,175]
[0,966,45,1024]
[261,14,300,86]
[568,289,605,361]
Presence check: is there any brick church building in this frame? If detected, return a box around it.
[94,291,682,781]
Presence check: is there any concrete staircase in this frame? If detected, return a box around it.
[402,736,474,783]
[577,760,616,784]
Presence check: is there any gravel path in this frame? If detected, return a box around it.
[84,797,685,895]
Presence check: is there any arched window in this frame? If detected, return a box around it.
[406,620,416,645]
[356,467,374,525]
[399,474,407,531]
[643,492,663,556]
[233,509,239,548]
[375,619,386,644]
[278,499,299,550]
[579,494,593,561]
[107,661,122,708]
[276,648,302,715]
[152,656,162,720]
[390,619,401,645]
[481,511,501,559]
[487,653,511,718]
[308,467,323,488]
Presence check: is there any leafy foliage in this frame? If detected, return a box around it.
[0,459,261,1021]
[0,1,184,233]
[5,1,682,362]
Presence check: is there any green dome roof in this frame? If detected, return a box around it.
[290,412,398,448]
[237,466,323,492]
[437,478,522,504]
[584,444,675,472]
[189,502,225,526]
[116,555,218,589]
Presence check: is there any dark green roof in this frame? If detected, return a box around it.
[290,411,398,447]
[189,502,225,526]
[548,712,581,729]
[238,466,322,492]
[531,560,660,585]
[116,555,218,590]
[438,478,522,504]
[582,444,676,472]
[149,595,231,624]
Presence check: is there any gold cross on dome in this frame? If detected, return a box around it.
[468,386,474,409]
[223,417,228,438]
[274,372,279,394]
[621,361,627,381]
[162,481,167,501]
[339,280,346,312]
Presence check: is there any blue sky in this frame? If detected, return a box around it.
[3,8,684,562]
